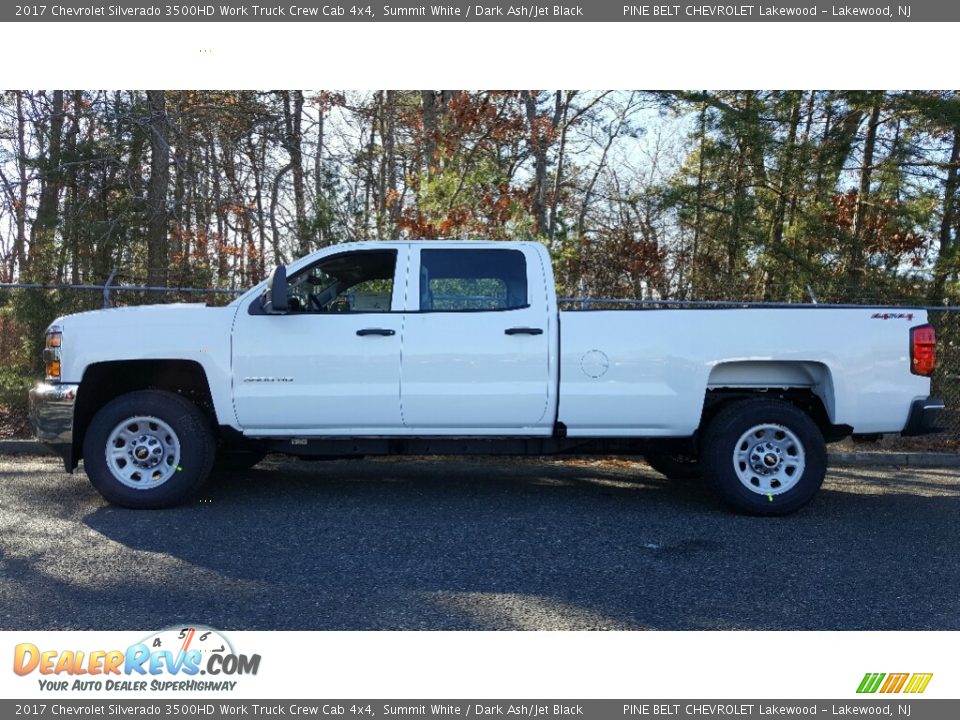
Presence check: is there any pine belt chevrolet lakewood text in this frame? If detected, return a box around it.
[29,241,944,515]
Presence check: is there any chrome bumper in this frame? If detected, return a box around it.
[29,382,80,471]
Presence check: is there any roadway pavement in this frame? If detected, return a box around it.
[1,453,958,630]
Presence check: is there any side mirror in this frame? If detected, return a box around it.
[261,265,289,314]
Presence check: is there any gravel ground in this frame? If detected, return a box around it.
[0,402,30,439]
[1,453,958,631]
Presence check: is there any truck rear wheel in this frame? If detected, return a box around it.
[82,390,215,508]
[701,399,826,516]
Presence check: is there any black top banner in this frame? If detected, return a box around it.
[2,0,942,22]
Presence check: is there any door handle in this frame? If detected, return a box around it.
[505,327,544,335]
[356,328,396,337]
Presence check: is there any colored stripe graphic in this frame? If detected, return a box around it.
[904,673,933,694]
[857,673,885,694]
[880,673,909,693]
[857,672,932,694]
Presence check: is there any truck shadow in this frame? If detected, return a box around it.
[72,457,960,631]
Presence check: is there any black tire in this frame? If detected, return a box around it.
[644,452,702,480]
[214,449,267,473]
[82,390,215,509]
[701,399,826,516]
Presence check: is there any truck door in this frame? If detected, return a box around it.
[399,246,552,432]
[232,247,406,433]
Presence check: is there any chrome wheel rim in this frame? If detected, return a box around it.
[732,423,805,495]
[105,416,181,490]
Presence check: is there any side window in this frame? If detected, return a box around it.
[419,249,528,312]
[286,250,396,313]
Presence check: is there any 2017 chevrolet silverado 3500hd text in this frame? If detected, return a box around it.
[29,241,944,515]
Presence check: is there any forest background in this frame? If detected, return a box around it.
[1,90,958,442]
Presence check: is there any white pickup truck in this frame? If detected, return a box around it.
[29,240,943,514]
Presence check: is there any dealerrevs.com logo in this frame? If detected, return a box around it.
[13,626,261,693]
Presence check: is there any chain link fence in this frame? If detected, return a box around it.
[1,284,958,449]
[930,309,960,449]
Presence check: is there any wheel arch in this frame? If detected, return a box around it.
[703,361,849,443]
[73,359,219,467]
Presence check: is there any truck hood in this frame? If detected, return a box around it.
[51,302,217,330]
[51,303,238,384]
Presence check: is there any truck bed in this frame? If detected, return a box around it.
[557,307,929,437]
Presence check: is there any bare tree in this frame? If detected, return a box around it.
[146,90,170,286]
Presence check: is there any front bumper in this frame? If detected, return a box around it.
[901,396,945,437]
[28,382,80,470]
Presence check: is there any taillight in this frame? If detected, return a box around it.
[910,324,936,377]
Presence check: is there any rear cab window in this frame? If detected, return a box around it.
[419,249,527,312]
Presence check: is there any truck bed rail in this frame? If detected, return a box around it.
[558,298,960,311]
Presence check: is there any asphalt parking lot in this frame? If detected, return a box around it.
[1,453,958,631]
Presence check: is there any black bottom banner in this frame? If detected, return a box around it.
[3,700,956,720]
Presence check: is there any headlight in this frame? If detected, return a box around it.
[44,328,62,381]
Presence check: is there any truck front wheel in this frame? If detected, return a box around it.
[82,390,215,508]
[701,399,826,516]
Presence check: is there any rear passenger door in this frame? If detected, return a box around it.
[399,246,552,432]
